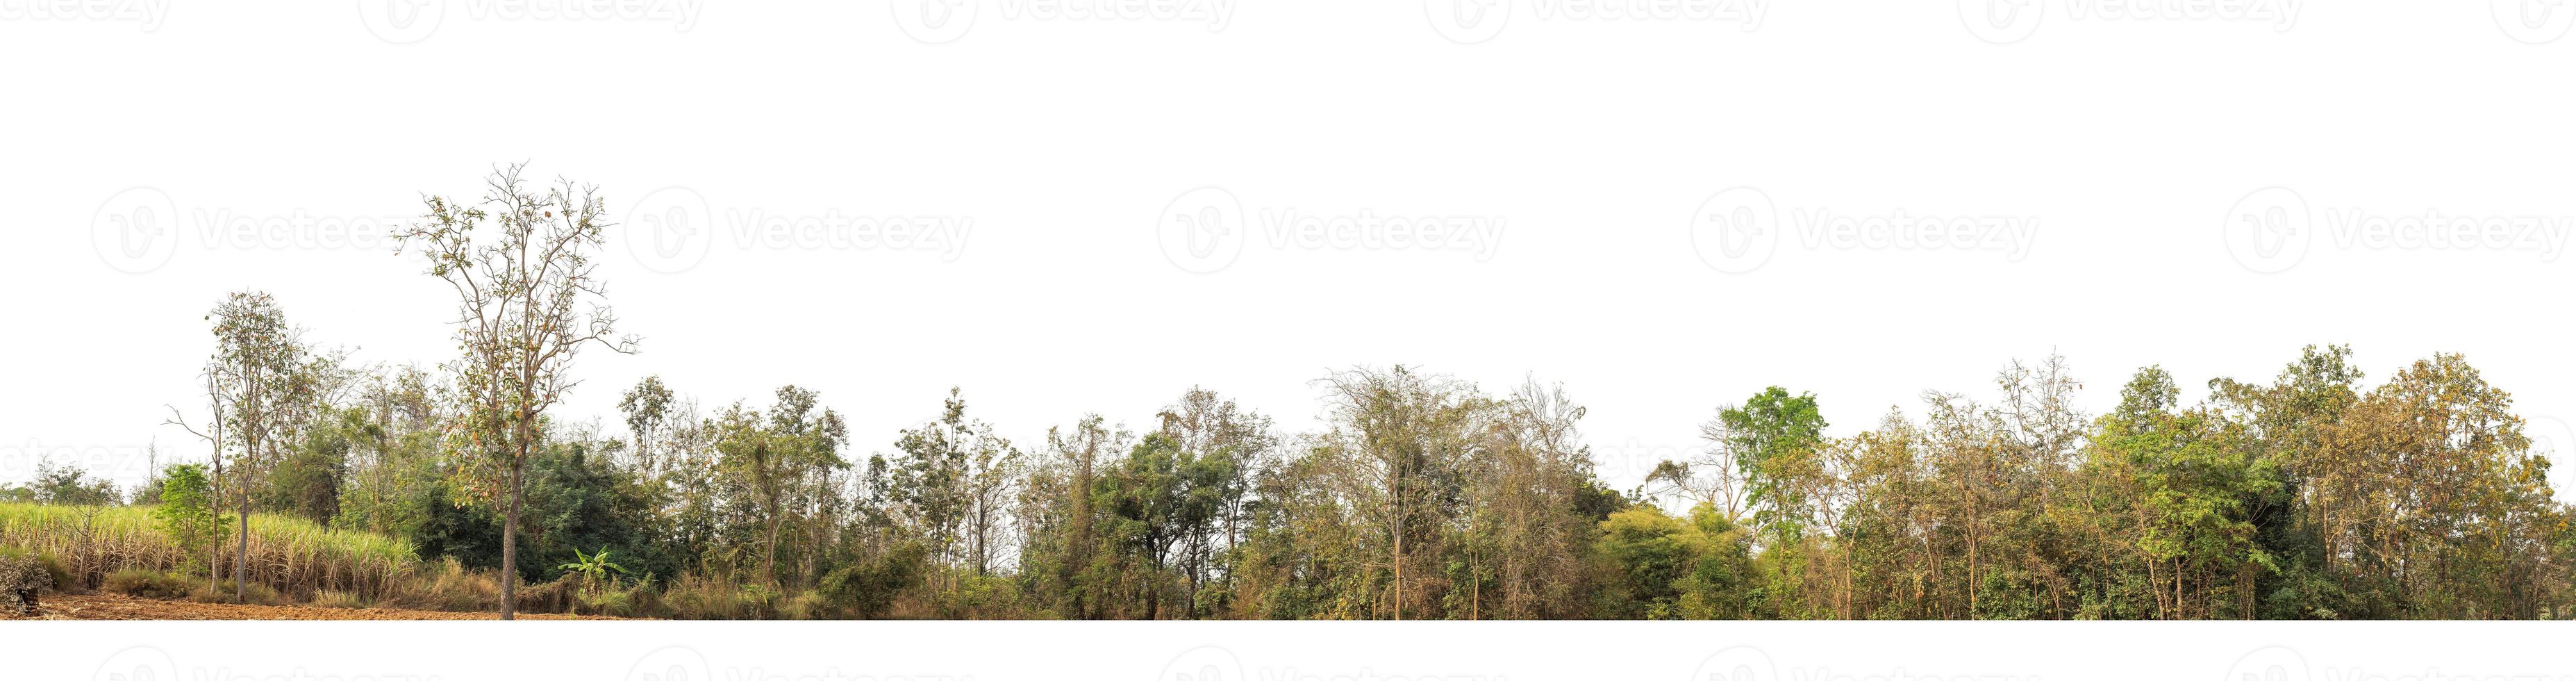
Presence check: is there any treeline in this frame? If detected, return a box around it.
[47,343,2566,620]
[20,167,2568,620]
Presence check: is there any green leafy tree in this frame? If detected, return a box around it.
[152,464,230,582]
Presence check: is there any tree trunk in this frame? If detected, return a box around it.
[235,486,250,602]
[763,512,784,586]
[210,438,223,595]
[500,460,522,621]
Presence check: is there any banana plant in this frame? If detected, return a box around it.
[557,547,629,592]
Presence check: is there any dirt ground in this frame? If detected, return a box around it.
[3,592,626,621]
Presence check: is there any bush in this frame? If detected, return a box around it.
[378,557,497,613]
[102,569,196,599]
[659,574,757,620]
[0,551,58,615]
[0,547,73,596]
[776,590,831,621]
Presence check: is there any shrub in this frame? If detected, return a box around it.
[102,569,196,599]
[776,590,831,621]
[0,551,57,615]
[576,586,635,617]
[0,547,73,596]
[378,557,497,612]
[659,573,756,620]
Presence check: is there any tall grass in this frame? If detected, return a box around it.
[0,502,414,600]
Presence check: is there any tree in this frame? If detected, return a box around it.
[1313,366,1486,620]
[205,290,318,603]
[397,164,640,619]
[713,386,849,587]
[1697,386,1828,616]
[882,388,1020,603]
[163,367,230,591]
[619,375,676,474]
[152,463,229,586]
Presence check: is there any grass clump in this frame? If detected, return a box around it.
[102,568,197,599]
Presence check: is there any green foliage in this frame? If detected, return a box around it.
[151,463,228,572]
[557,547,629,590]
[0,461,122,506]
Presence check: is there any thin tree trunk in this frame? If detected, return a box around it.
[500,458,522,620]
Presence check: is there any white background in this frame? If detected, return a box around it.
[4,0,2575,673]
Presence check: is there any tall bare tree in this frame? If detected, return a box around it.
[397,164,639,619]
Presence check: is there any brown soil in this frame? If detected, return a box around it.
[3,592,629,621]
